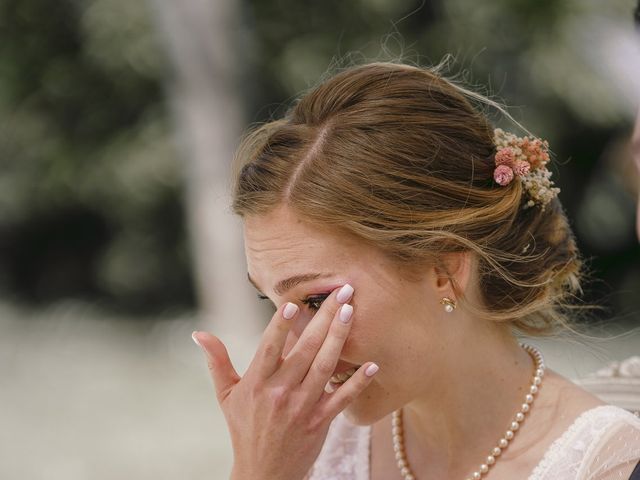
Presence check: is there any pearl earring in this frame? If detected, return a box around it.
[440,297,456,313]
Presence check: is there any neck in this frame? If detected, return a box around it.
[401,326,535,478]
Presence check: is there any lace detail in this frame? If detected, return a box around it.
[306,412,371,480]
[528,405,640,480]
[307,405,640,480]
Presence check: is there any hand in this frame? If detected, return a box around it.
[192,284,379,480]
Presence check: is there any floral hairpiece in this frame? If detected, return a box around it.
[492,128,560,210]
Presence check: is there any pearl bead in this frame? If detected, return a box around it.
[390,343,545,480]
[445,304,454,313]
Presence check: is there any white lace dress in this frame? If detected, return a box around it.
[306,405,640,480]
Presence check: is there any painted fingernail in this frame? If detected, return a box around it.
[283,302,299,320]
[191,331,201,347]
[339,304,353,323]
[336,284,354,304]
[324,382,336,394]
[365,363,379,377]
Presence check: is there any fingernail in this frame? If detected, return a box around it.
[324,382,336,394]
[191,331,201,347]
[339,304,353,323]
[365,363,379,377]
[336,284,354,304]
[283,302,299,319]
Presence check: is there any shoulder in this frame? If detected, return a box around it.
[306,412,371,480]
[526,369,640,480]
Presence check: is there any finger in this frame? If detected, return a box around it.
[319,362,379,419]
[249,302,299,379]
[301,303,354,400]
[192,331,241,403]
[280,284,354,384]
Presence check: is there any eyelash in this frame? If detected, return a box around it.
[301,295,328,311]
[256,294,328,312]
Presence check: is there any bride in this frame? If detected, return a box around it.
[192,62,640,480]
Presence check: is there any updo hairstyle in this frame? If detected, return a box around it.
[232,62,583,336]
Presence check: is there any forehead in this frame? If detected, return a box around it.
[243,206,369,289]
[244,206,345,264]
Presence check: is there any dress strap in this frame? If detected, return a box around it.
[629,460,640,480]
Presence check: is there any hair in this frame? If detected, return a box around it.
[232,61,586,337]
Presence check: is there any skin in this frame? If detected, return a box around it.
[195,204,605,480]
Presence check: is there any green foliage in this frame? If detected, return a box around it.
[0,0,637,317]
[0,0,193,311]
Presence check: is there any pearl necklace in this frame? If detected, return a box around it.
[392,343,545,480]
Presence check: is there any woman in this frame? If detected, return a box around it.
[192,63,640,479]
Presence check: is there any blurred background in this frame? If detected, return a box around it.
[1,0,639,479]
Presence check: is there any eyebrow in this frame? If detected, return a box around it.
[247,272,332,296]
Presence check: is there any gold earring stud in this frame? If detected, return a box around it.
[440,297,456,313]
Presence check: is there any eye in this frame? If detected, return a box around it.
[256,293,276,310]
[301,294,328,312]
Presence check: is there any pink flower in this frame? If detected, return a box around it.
[513,160,531,176]
[495,147,515,166]
[494,164,514,186]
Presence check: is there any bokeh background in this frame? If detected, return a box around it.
[1,0,639,479]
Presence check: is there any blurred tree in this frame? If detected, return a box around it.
[0,0,194,312]
[149,0,263,332]
[0,0,637,323]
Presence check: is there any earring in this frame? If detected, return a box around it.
[440,297,456,313]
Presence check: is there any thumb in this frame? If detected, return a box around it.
[192,331,240,402]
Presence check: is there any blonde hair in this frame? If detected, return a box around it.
[232,62,585,337]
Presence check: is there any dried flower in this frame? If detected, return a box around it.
[494,164,514,186]
[492,128,559,209]
[513,160,531,176]
[495,147,515,167]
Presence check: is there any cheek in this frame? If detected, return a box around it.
[282,310,315,356]
[290,310,314,339]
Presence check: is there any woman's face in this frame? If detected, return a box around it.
[243,204,451,425]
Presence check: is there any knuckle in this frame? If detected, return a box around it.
[267,385,291,410]
[331,320,350,338]
[314,358,335,376]
[207,358,217,374]
[340,392,355,405]
[301,335,323,355]
[261,342,279,360]
[249,378,266,397]
[306,414,328,435]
